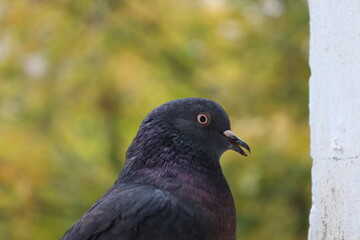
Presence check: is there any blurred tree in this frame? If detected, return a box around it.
[0,0,309,239]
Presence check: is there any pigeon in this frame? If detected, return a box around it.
[61,97,250,240]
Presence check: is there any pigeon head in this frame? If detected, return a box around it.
[127,98,250,163]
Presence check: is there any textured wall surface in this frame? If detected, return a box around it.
[308,0,360,239]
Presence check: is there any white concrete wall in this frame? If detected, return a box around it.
[308,0,360,239]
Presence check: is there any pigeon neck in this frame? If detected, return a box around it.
[119,137,233,198]
[121,142,224,180]
[118,122,231,191]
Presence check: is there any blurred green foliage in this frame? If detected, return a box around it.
[0,0,310,239]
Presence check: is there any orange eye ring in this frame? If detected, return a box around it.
[196,113,211,125]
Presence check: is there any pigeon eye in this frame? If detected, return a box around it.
[196,113,211,125]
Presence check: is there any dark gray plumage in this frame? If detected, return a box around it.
[62,97,250,240]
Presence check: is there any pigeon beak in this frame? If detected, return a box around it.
[223,130,251,156]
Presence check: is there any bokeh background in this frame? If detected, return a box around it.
[0,0,310,239]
